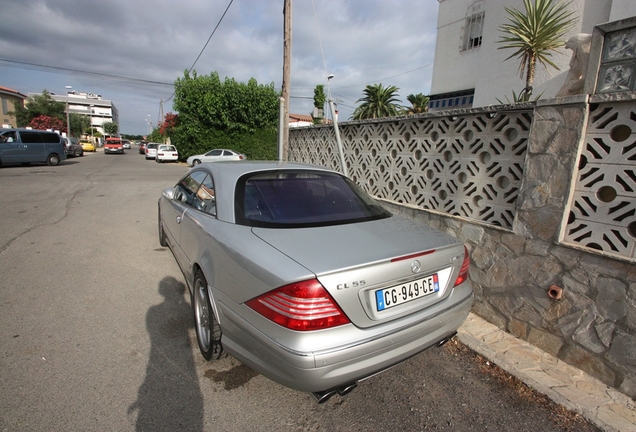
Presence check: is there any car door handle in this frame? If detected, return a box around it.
[176,216,182,224]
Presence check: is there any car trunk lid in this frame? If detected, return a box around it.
[251,215,466,327]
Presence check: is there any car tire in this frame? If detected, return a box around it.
[47,154,60,166]
[192,159,201,166]
[192,270,224,361]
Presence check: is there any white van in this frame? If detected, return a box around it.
[0,128,67,166]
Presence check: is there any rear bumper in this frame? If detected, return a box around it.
[218,282,473,393]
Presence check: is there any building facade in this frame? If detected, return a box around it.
[45,91,119,137]
[429,0,636,111]
[0,86,27,128]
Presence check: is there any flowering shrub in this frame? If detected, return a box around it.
[29,115,65,133]
[159,112,178,136]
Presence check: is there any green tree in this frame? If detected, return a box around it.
[69,113,90,137]
[351,84,403,120]
[406,93,430,114]
[10,90,65,127]
[172,70,279,160]
[312,84,326,124]
[497,0,577,94]
[103,121,119,136]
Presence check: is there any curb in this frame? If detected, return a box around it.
[457,313,636,432]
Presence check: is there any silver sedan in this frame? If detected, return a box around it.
[186,148,246,166]
[158,161,473,402]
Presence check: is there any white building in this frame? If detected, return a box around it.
[429,0,636,110]
[43,91,119,136]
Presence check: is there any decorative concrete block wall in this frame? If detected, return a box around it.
[289,97,636,399]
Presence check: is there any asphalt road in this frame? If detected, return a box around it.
[0,149,599,431]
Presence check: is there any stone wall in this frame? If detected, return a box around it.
[289,97,636,399]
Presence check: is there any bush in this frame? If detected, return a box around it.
[172,128,277,161]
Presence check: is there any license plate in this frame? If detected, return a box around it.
[375,274,439,311]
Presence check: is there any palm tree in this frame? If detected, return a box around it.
[497,0,577,94]
[351,84,403,120]
[406,93,430,114]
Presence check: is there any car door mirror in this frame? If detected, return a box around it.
[162,187,175,200]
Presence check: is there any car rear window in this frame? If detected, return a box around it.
[235,170,391,228]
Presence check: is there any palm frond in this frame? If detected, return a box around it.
[496,0,577,86]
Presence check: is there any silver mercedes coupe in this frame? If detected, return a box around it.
[158,161,473,402]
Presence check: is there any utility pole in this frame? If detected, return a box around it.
[280,0,291,161]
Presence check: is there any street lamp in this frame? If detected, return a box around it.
[326,75,347,177]
[146,114,151,136]
[65,85,72,138]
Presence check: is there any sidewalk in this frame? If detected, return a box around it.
[457,313,636,432]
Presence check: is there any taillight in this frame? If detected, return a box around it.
[239,155,244,159]
[453,246,470,287]
[246,279,350,331]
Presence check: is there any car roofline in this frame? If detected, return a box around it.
[184,161,342,224]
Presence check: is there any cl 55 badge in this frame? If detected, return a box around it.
[337,280,366,290]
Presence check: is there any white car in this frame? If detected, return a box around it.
[156,144,179,163]
[145,143,159,159]
[186,149,246,166]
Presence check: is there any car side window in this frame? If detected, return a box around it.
[0,131,16,143]
[196,174,216,216]
[174,171,216,216]
[223,150,233,156]
[20,132,42,143]
[208,150,222,156]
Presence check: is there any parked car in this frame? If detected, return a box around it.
[145,143,159,159]
[186,149,245,166]
[104,137,124,154]
[139,142,147,154]
[158,161,473,402]
[80,140,96,152]
[156,144,179,163]
[64,137,84,157]
[0,128,67,166]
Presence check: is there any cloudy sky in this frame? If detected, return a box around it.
[1,0,439,135]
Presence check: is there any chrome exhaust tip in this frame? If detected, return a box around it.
[336,382,357,396]
[312,381,358,403]
[436,331,457,347]
[311,389,337,404]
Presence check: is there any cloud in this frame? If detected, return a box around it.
[0,0,438,134]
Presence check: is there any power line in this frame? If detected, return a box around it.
[165,0,235,103]
[188,0,235,74]
[0,58,173,87]
[289,63,433,93]
[335,64,434,90]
